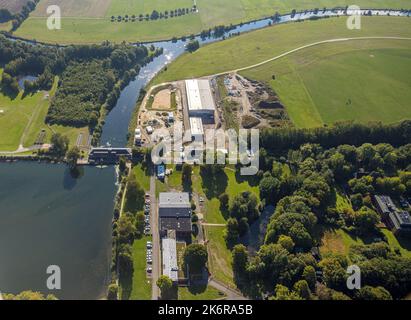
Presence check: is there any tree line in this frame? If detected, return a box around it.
[110,6,197,23]
[260,120,411,152]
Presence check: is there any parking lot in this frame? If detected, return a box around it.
[144,193,153,276]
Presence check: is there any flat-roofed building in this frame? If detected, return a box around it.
[185,79,215,120]
[162,237,178,283]
[374,195,411,235]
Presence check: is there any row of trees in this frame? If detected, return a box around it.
[110,7,196,22]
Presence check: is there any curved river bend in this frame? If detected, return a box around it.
[0,9,408,299]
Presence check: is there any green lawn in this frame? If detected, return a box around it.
[335,189,352,212]
[151,17,411,128]
[132,163,151,191]
[14,1,411,44]
[381,228,411,258]
[121,235,152,300]
[152,17,411,84]
[244,42,411,127]
[0,72,86,151]
[320,229,364,256]
[205,226,235,289]
[178,285,225,300]
[0,21,11,31]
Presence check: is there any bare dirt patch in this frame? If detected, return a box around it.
[32,0,111,17]
[152,89,171,110]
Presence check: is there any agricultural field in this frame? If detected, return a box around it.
[152,16,411,128]
[13,0,411,44]
[0,0,32,14]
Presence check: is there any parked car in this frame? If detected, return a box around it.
[146,267,152,273]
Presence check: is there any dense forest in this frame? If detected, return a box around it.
[221,135,411,300]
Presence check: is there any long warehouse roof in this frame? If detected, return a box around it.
[162,238,178,282]
[185,79,216,111]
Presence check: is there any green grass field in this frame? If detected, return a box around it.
[151,17,411,128]
[242,41,411,127]
[13,0,411,44]
[120,235,152,300]
[153,17,411,82]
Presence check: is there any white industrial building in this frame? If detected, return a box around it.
[185,79,215,120]
[162,237,179,283]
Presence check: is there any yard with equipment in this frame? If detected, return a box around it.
[12,0,411,44]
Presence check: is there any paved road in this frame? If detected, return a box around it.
[211,36,411,76]
[0,144,42,155]
[150,174,160,300]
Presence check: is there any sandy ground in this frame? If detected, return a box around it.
[152,89,171,110]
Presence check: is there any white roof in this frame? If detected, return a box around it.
[190,117,204,136]
[185,79,216,112]
[159,192,190,208]
[162,238,178,282]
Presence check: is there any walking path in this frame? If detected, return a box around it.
[202,223,227,227]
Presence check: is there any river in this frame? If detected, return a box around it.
[0,8,407,300]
